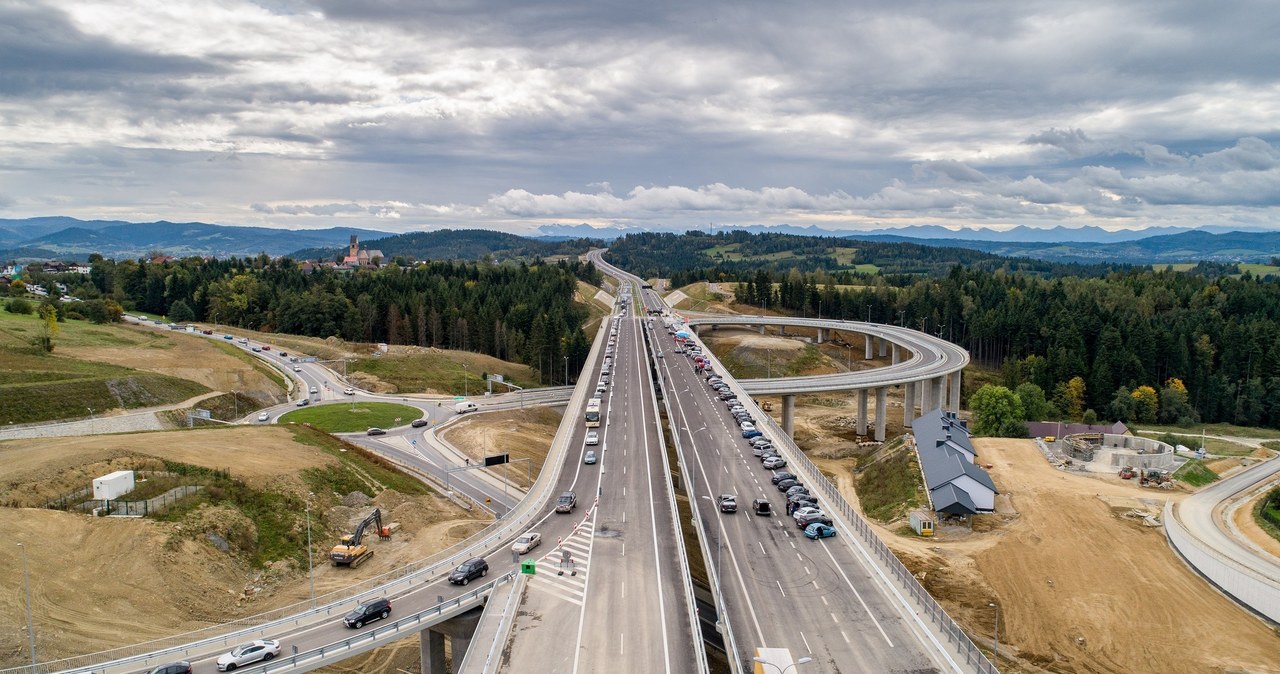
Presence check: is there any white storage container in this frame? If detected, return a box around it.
[93,470,135,501]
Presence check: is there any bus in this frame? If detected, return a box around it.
[585,398,601,427]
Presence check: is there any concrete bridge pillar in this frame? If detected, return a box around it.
[759,325,766,334]
[879,337,887,358]
[864,334,873,359]
[931,376,945,413]
[903,381,916,426]
[779,325,786,336]
[891,344,900,365]
[857,389,868,436]
[949,370,963,413]
[420,606,482,674]
[782,394,796,438]
[920,378,931,414]
[692,324,701,336]
[874,387,887,442]
[816,327,828,344]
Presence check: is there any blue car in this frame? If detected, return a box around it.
[804,522,837,540]
[742,429,762,439]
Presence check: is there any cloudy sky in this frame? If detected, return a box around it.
[3,0,1280,234]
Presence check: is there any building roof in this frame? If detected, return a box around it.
[911,409,998,515]
[1025,420,1130,437]
[930,483,978,515]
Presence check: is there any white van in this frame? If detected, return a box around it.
[455,401,478,414]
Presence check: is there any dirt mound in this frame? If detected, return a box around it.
[348,370,398,393]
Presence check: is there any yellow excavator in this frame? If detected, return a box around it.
[330,508,384,568]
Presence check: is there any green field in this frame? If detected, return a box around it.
[1239,263,1280,276]
[702,243,879,273]
[350,350,542,394]
[0,311,210,424]
[1135,423,1280,441]
[278,401,424,432]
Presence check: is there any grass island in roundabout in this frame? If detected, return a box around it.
[278,401,424,433]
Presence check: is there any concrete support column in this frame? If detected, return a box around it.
[692,324,701,336]
[874,387,887,442]
[903,381,916,425]
[879,337,888,358]
[451,634,472,665]
[421,629,446,674]
[779,325,786,336]
[865,334,873,359]
[891,344,900,365]
[857,389,869,436]
[950,370,963,413]
[759,325,766,334]
[816,327,827,344]
[920,378,931,414]
[782,394,796,438]
[931,376,945,413]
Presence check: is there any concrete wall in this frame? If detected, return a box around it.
[1164,500,1280,624]
[1098,434,1175,469]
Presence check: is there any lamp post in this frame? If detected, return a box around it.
[305,494,316,609]
[232,390,238,419]
[866,304,871,323]
[752,655,813,673]
[87,406,94,434]
[898,310,905,327]
[563,355,569,386]
[989,601,1000,664]
[18,542,36,672]
[462,363,469,398]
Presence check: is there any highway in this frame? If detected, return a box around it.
[501,286,703,673]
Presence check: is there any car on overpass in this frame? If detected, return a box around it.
[146,663,192,674]
[343,597,392,629]
[511,532,542,555]
[718,494,738,513]
[793,508,832,528]
[216,639,280,671]
[448,557,489,585]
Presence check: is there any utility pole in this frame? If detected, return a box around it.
[18,542,36,672]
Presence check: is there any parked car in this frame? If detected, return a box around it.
[146,663,192,674]
[411,418,429,428]
[793,508,832,528]
[257,412,269,422]
[585,430,599,445]
[763,456,787,469]
[752,444,774,457]
[718,494,738,513]
[788,494,819,510]
[343,597,391,628]
[448,557,489,585]
[511,532,542,555]
[366,427,386,436]
[751,437,773,447]
[752,498,772,516]
[775,478,799,491]
[804,523,838,540]
[742,429,762,439]
[584,450,597,464]
[216,640,280,671]
[555,491,577,513]
[785,485,810,498]
[771,472,797,485]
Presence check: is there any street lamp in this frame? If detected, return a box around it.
[898,310,905,327]
[18,542,36,672]
[232,390,239,419]
[305,494,316,608]
[563,355,569,386]
[461,363,469,398]
[753,655,813,673]
[989,602,1000,664]
[87,406,94,434]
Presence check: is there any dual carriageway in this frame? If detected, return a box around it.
[32,259,989,674]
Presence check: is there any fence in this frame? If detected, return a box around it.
[84,485,204,517]
[687,328,999,674]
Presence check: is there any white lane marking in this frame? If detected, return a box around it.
[831,612,840,624]
[759,542,767,555]
[842,630,850,643]
[821,595,829,606]
[621,632,625,655]
[571,499,603,670]
[777,580,786,597]
[633,312,674,673]
[820,537,896,647]
[801,631,813,654]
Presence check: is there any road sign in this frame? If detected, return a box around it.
[488,373,505,383]
[195,408,211,419]
[453,396,465,401]
[484,453,510,467]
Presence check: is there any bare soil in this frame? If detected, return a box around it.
[439,407,562,488]
[0,427,483,670]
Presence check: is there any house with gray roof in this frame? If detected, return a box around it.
[911,409,998,515]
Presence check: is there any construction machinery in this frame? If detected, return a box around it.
[330,508,384,568]
[1119,466,1136,479]
[1139,469,1172,488]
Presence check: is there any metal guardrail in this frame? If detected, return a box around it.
[10,312,614,674]
[683,327,998,674]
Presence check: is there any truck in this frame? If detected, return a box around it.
[330,509,385,568]
[455,401,478,414]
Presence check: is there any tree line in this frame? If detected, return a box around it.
[16,255,603,385]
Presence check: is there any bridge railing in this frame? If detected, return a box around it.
[11,312,612,674]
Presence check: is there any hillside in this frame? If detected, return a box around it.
[853,229,1280,264]
[289,228,600,262]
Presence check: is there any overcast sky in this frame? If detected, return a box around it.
[3,0,1279,234]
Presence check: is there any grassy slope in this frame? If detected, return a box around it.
[1173,459,1219,487]
[278,402,424,432]
[0,311,209,424]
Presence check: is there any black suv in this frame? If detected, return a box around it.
[343,598,392,628]
[449,557,489,585]
[770,472,796,485]
[146,664,192,674]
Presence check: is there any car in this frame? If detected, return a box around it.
[776,478,799,491]
[763,456,787,469]
[752,498,772,516]
[805,523,838,540]
[279,351,288,357]
[344,387,355,395]
[555,491,577,513]
[584,450,597,464]
[742,429,762,439]
[751,436,773,447]
[309,386,318,394]
[718,494,737,513]
[296,398,310,406]
[261,345,271,351]
[216,639,280,671]
[293,366,302,372]
[752,444,774,457]
[771,472,797,485]
[146,663,192,674]
[201,329,213,335]
[366,427,386,436]
[511,532,542,555]
[656,351,664,358]
[257,412,269,422]
[448,557,489,585]
[411,419,429,428]
[251,346,261,352]
[788,494,819,510]
[343,597,391,628]
[785,485,810,498]
[222,334,233,340]
[794,508,833,528]
[585,431,599,445]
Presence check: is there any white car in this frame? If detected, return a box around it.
[343,387,355,395]
[511,532,542,555]
[257,412,269,422]
[585,431,599,445]
[293,366,301,372]
[309,386,318,394]
[763,456,787,469]
[217,639,280,671]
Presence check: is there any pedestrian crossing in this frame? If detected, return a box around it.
[527,518,594,606]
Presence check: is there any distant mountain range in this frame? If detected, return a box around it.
[1,216,1277,265]
[0,217,392,260]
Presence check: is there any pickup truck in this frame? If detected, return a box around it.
[555,491,577,513]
